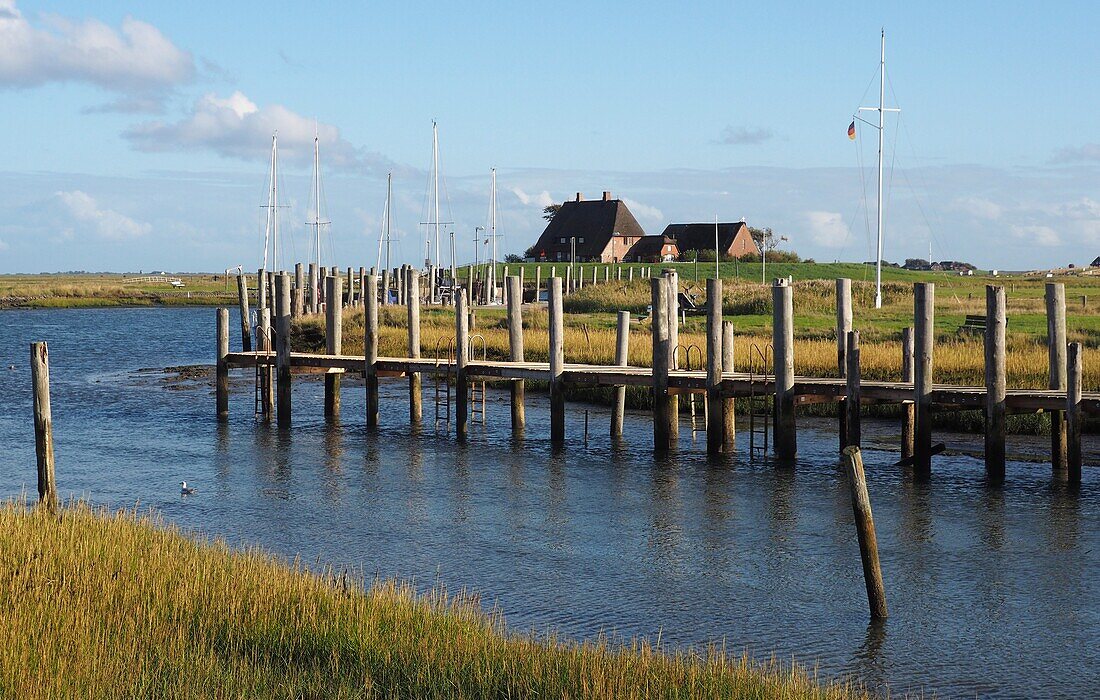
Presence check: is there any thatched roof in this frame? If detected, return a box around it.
[661,222,758,256]
[531,193,646,260]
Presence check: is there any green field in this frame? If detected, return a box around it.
[0,273,241,308]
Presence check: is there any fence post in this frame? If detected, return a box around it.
[30,341,57,512]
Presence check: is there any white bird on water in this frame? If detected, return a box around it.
[180,481,196,496]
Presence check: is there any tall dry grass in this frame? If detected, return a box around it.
[0,501,858,699]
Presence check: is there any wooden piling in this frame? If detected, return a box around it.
[1046,283,1068,473]
[706,278,724,454]
[294,263,304,318]
[665,270,679,441]
[381,268,391,306]
[611,310,630,438]
[841,446,888,620]
[407,268,422,423]
[456,288,470,440]
[549,277,565,445]
[216,308,229,422]
[846,330,861,448]
[1067,342,1082,484]
[984,285,1006,480]
[236,273,252,352]
[651,277,672,450]
[275,274,292,426]
[324,276,343,417]
[507,275,525,432]
[259,307,273,416]
[901,327,915,460]
[257,267,268,311]
[773,279,796,459]
[307,263,318,314]
[722,320,736,450]
[837,278,852,451]
[364,274,379,427]
[914,282,935,475]
[30,341,57,512]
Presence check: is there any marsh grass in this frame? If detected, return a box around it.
[0,501,858,699]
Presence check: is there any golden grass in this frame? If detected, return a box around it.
[0,501,859,699]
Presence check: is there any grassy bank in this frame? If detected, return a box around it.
[0,273,239,309]
[0,502,856,699]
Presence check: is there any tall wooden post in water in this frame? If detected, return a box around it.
[275,274,292,427]
[914,283,935,476]
[31,341,57,512]
[257,267,268,313]
[706,278,724,454]
[1067,342,1083,484]
[984,285,1007,481]
[846,331,861,448]
[259,308,273,416]
[1046,283,1068,473]
[324,276,342,417]
[722,320,736,450]
[455,288,469,440]
[548,277,565,446]
[507,275,525,432]
[842,446,888,620]
[836,278,852,451]
[236,274,252,352]
[407,268,422,423]
[901,327,915,460]
[773,278,796,459]
[216,308,229,421]
[307,263,318,314]
[364,274,379,427]
[651,276,672,451]
[294,263,304,318]
[611,311,630,438]
[665,270,679,442]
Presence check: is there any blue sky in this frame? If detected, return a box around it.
[1,0,1099,271]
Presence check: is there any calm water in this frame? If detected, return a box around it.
[1,306,1097,698]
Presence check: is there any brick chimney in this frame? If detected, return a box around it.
[575,192,584,202]
[602,191,612,201]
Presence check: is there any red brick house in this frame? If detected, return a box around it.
[530,192,647,263]
[661,221,760,259]
[624,235,678,262]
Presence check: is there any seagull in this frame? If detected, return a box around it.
[180,481,196,496]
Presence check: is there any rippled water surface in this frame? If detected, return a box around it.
[1,307,1097,698]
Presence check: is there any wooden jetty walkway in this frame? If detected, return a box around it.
[216,267,1097,485]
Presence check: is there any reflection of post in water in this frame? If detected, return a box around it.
[215,421,232,482]
[897,467,934,545]
[978,484,1006,551]
[1045,483,1081,552]
[767,464,797,545]
[450,442,471,523]
[847,619,888,693]
[702,460,734,555]
[649,455,683,556]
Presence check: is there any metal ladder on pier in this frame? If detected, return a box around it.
[432,338,453,427]
[748,342,773,458]
[676,343,706,438]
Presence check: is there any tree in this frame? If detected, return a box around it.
[749,226,784,254]
[903,258,930,270]
[504,253,523,263]
[542,204,561,222]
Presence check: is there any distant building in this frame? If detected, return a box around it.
[624,235,678,262]
[661,221,760,259]
[529,192,646,263]
[1090,256,1100,267]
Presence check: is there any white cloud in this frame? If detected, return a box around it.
[1009,224,1060,247]
[124,91,395,174]
[622,197,663,225]
[0,1,193,91]
[1053,143,1100,163]
[0,238,8,251]
[804,211,850,248]
[953,196,1002,221]
[54,190,150,240]
[716,126,773,145]
[511,187,554,208]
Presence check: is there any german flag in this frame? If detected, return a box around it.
[847,120,856,140]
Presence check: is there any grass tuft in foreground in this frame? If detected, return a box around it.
[0,501,860,699]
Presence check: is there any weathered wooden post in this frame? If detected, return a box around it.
[455,288,470,440]
[358,266,366,306]
[381,268,391,306]
[706,278,724,454]
[837,278,852,451]
[1067,342,1082,484]
[611,311,630,438]
[216,308,229,421]
[773,278,796,459]
[259,308,273,416]
[565,265,572,296]
[534,266,541,300]
[507,275,525,432]
[901,327,915,460]
[629,267,634,282]
[914,282,935,475]
[294,263,304,318]
[275,273,292,427]
[722,320,736,450]
[842,446,888,620]
[846,330,861,448]
[406,268,422,423]
[651,276,672,451]
[577,265,584,290]
[429,264,437,304]
[345,267,354,307]
[604,266,610,283]
[616,266,622,281]
[985,285,1006,481]
[30,341,57,512]
[1046,283,1068,473]
[257,267,268,312]
[364,274,379,427]
[236,273,252,352]
[307,262,318,314]
[324,276,343,417]
[548,277,565,445]
[665,269,679,441]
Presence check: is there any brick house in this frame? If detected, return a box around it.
[660,221,760,259]
[624,235,678,262]
[529,192,647,263]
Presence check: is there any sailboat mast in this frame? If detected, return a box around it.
[273,133,279,272]
[489,168,497,300]
[874,30,885,309]
[386,173,392,272]
[432,121,440,270]
[314,132,322,273]
[262,135,275,272]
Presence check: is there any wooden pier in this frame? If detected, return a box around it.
[219,270,1097,481]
